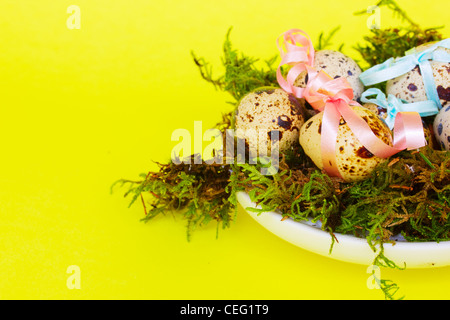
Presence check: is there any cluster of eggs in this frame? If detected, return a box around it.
[234,45,450,182]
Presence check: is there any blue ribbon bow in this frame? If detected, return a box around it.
[360,88,439,130]
[359,38,450,110]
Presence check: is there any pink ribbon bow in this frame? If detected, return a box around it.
[276,29,315,98]
[303,68,426,178]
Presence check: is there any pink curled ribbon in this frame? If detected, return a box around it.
[276,29,315,98]
[302,67,426,178]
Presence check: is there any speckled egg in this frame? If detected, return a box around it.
[386,43,450,109]
[294,50,365,100]
[362,102,387,120]
[433,105,450,150]
[234,87,306,157]
[361,103,436,149]
[299,105,393,182]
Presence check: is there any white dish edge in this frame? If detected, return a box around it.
[237,191,450,268]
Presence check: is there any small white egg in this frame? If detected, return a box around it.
[299,105,393,182]
[235,88,306,157]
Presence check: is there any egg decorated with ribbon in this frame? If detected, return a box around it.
[234,87,306,157]
[385,43,450,110]
[293,50,365,100]
[299,105,393,182]
[433,105,450,150]
[361,99,436,149]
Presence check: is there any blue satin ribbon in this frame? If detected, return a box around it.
[360,88,439,129]
[359,38,450,110]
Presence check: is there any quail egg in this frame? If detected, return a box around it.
[234,87,306,157]
[299,105,393,182]
[361,102,388,121]
[293,50,365,100]
[386,43,450,109]
[433,105,450,150]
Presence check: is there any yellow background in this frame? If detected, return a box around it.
[1,0,449,300]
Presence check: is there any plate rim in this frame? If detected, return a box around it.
[236,191,450,268]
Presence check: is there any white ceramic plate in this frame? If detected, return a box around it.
[237,191,450,268]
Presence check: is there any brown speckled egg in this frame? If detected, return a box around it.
[299,106,392,182]
[433,105,450,150]
[361,104,433,148]
[386,43,450,109]
[235,87,306,157]
[294,50,365,99]
[362,102,388,121]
